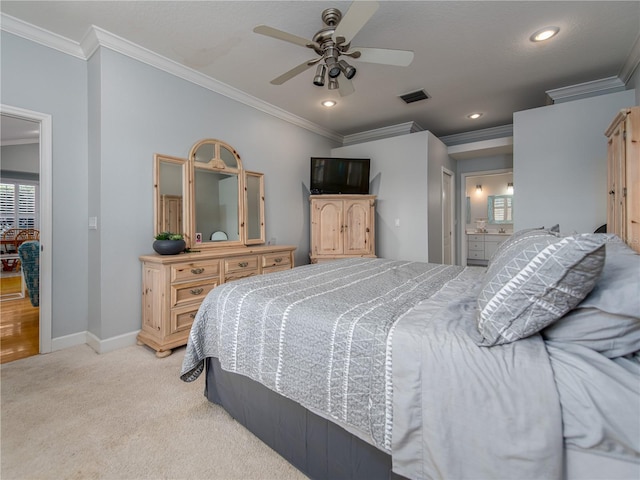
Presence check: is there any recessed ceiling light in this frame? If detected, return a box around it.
[467,112,483,120]
[322,100,336,107]
[530,26,560,42]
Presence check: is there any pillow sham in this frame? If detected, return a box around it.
[542,236,640,357]
[488,226,560,265]
[476,232,607,346]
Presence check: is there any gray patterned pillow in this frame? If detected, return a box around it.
[476,232,607,346]
[488,226,559,265]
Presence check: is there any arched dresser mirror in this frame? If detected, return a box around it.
[189,139,244,248]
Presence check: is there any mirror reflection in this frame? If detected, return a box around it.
[194,168,240,243]
[155,154,188,237]
[245,171,265,244]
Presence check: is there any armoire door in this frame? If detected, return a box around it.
[343,199,371,255]
[312,199,344,256]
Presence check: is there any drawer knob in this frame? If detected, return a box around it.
[189,313,196,319]
[190,288,204,295]
[274,257,282,263]
[191,268,205,274]
[238,261,248,267]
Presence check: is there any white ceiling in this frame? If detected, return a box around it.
[1,1,639,141]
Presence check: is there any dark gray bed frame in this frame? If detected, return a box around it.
[205,357,408,480]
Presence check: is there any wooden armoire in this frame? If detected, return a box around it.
[605,106,639,253]
[309,195,376,263]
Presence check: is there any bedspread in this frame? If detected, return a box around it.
[392,267,563,480]
[180,258,464,449]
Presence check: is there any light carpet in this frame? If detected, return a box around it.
[1,344,308,480]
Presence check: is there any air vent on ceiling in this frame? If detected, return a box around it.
[399,89,429,104]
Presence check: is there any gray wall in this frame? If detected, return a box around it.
[93,48,338,340]
[2,32,338,345]
[513,89,635,235]
[629,63,640,106]
[2,31,89,339]
[333,131,452,263]
[1,143,39,175]
[426,132,456,263]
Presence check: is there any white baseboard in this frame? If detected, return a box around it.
[51,330,140,354]
[51,331,88,352]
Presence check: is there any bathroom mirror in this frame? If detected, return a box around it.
[488,195,513,224]
[154,154,190,238]
[245,171,265,244]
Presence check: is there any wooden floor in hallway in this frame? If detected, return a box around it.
[0,275,39,364]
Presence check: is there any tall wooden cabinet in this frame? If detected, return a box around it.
[605,107,639,254]
[309,195,376,263]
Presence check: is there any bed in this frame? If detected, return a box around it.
[180,229,640,480]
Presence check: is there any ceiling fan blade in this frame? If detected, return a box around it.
[338,77,355,97]
[333,1,379,45]
[253,25,318,49]
[349,47,414,66]
[270,59,317,85]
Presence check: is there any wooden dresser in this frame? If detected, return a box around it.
[138,245,295,357]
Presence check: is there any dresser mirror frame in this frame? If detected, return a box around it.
[244,171,265,245]
[154,154,191,239]
[154,139,266,251]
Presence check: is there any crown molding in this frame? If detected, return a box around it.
[1,138,39,146]
[545,76,625,103]
[1,14,343,143]
[342,121,424,146]
[447,136,513,160]
[0,13,84,59]
[440,124,513,146]
[619,33,640,83]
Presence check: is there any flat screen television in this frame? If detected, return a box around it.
[310,157,370,195]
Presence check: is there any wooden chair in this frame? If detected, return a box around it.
[15,228,40,243]
[1,228,20,271]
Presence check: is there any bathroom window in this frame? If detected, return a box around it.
[488,195,513,224]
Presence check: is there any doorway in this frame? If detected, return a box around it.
[459,169,513,266]
[0,105,52,362]
[441,167,455,264]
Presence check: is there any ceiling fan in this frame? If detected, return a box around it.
[253,1,414,97]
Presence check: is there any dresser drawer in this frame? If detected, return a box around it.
[170,304,199,335]
[171,260,220,283]
[224,255,259,274]
[171,279,218,308]
[262,252,291,269]
[468,234,484,242]
[262,264,291,275]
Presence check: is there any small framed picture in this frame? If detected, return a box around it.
[195,232,202,244]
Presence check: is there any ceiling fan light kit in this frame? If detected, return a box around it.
[253,1,414,97]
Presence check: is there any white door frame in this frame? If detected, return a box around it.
[1,104,52,354]
[441,167,455,264]
[460,168,512,267]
